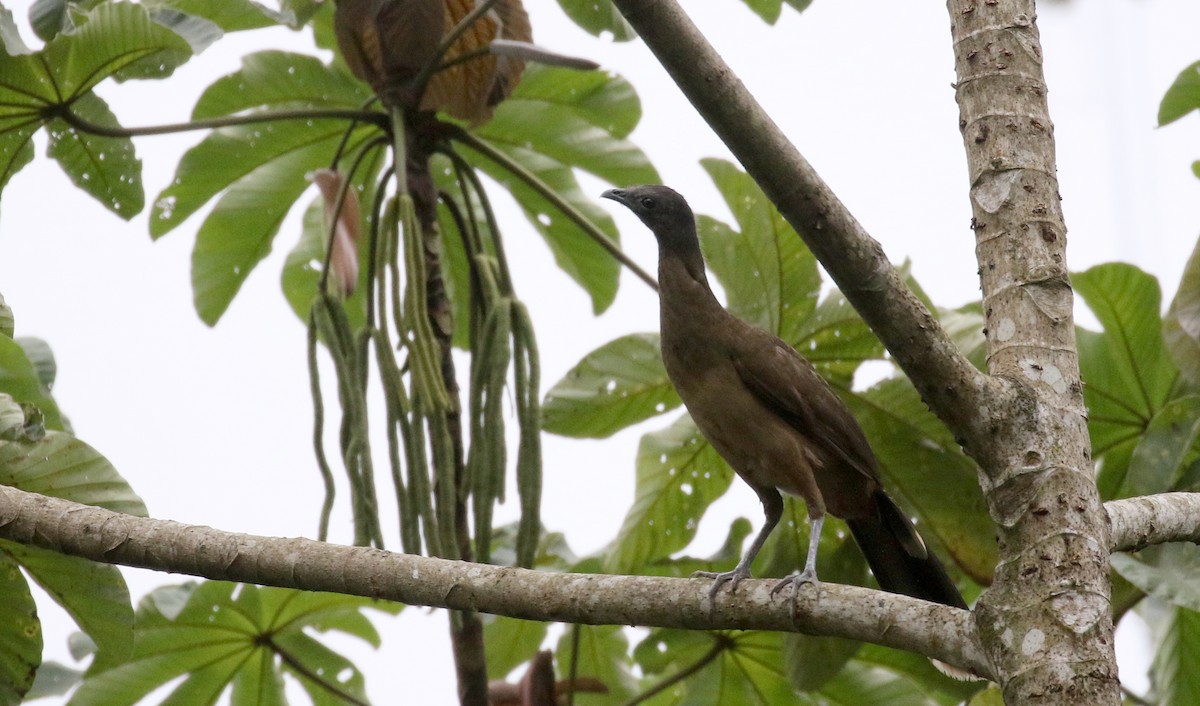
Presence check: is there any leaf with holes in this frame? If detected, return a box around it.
[542,333,679,438]
[46,92,143,219]
[602,414,732,574]
[697,158,820,345]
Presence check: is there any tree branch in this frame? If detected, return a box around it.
[0,485,992,680]
[607,0,999,445]
[1108,493,1200,552]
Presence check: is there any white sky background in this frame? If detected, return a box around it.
[1,0,1198,702]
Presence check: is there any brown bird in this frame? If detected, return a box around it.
[602,185,965,610]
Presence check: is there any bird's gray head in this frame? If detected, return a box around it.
[601,185,695,240]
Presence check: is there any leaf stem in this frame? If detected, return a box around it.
[622,635,729,706]
[49,104,388,138]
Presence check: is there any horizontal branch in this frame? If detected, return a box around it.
[609,0,1000,445]
[0,485,990,679]
[1107,493,1200,552]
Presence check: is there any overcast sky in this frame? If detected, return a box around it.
[2,0,1198,702]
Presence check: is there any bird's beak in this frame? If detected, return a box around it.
[600,188,627,205]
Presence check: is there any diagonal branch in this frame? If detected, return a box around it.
[607,0,1000,446]
[0,485,991,680]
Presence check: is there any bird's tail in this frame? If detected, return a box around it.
[845,489,966,610]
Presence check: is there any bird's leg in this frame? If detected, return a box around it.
[771,514,824,616]
[693,488,783,604]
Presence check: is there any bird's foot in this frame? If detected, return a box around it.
[770,567,820,620]
[693,566,753,609]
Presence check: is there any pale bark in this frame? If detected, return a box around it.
[946,1,1115,702]
[1109,493,1200,552]
[0,484,989,677]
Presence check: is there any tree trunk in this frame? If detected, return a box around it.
[946,1,1117,702]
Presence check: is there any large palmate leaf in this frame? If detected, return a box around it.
[46,92,142,220]
[68,582,401,706]
[466,66,659,314]
[601,414,732,575]
[0,3,192,214]
[150,51,379,324]
[634,630,794,706]
[541,333,679,438]
[1074,264,1179,498]
[697,158,821,345]
[845,376,992,584]
[0,408,143,694]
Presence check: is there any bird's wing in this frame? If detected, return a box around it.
[730,330,879,483]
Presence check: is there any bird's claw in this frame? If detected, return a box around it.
[770,568,820,621]
[693,567,752,610]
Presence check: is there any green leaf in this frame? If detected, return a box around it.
[0,551,40,705]
[468,66,659,314]
[192,51,371,120]
[542,333,679,438]
[26,661,84,700]
[144,7,222,54]
[151,51,380,324]
[555,624,637,705]
[144,0,293,32]
[0,430,144,514]
[0,295,12,339]
[1159,60,1200,126]
[855,644,985,706]
[1152,605,1200,706]
[0,336,63,430]
[846,376,993,584]
[795,287,884,386]
[603,414,733,574]
[46,92,143,219]
[68,582,399,706]
[635,630,793,706]
[42,2,194,91]
[1112,544,1200,613]
[1121,396,1200,496]
[0,543,132,672]
[1165,236,1200,387]
[738,0,783,24]
[554,0,637,41]
[484,616,548,680]
[14,338,55,390]
[818,659,948,706]
[28,0,102,41]
[698,158,821,345]
[0,7,30,55]
[1075,264,1178,497]
[0,120,35,203]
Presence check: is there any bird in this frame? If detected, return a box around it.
[601,185,966,612]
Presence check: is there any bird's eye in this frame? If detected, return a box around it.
[640,197,656,209]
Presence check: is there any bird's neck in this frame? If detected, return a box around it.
[656,237,722,314]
